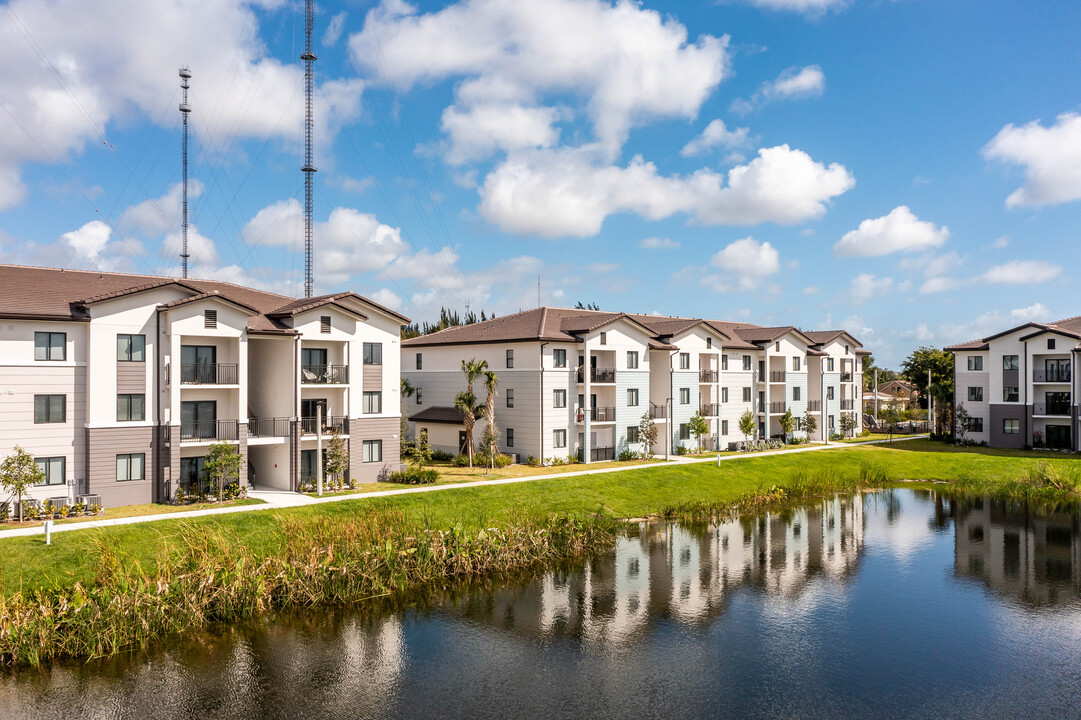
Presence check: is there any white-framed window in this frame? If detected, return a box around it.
[827,386,835,400]
[721,420,729,435]
[721,387,729,403]
[792,356,801,371]
[627,388,639,406]
[34,332,66,361]
[742,355,752,371]
[1003,355,1019,371]
[742,387,751,402]
[117,394,145,422]
[363,440,383,462]
[117,334,146,362]
[679,353,690,369]
[553,429,566,448]
[679,388,690,405]
[679,423,690,440]
[793,387,801,401]
[34,394,66,423]
[506,349,514,368]
[553,389,567,408]
[35,456,65,486]
[829,415,836,429]
[116,453,145,482]
[506,389,514,408]
[967,356,983,371]
[968,387,983,402]
[363,343,382,365]
[363,391,382,414]
[553,349,566,368]
[627,426,639,443]
[627,351,639,369]
[599,332,607,345]
[722,355,728,371]
[827,358,835,372]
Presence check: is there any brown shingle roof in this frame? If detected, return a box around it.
[409,406,475,424]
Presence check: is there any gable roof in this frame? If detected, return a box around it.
[409,406,477,424]
[945,315,1081,351]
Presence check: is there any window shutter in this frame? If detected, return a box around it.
[204,310,217,329]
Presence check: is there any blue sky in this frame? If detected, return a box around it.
[0,0,1079,366]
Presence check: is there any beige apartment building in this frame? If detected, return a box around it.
[0,264,408,508]
[402,307,866,463]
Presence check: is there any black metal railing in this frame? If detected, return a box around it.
[247,416,291,438]
[1034,368,1071,383]
[649,404,667,419]
[180,419,239,441]
[577,446,615,462]
[301,415,349,435]
[769,371,786,382]
[700,370,718,383]
[769,401,786,413]
[180,363,238,384]
[807,400,822,411]
[700,403,719,416]
[301,364,350,384]
[578,406,616,422]
[577,368,616,383]
[840,400,855,410]
[840,372,853,382]
[1034,402,1071,416]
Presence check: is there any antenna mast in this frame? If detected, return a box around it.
[301,0,317,298]
[179,67,192,278]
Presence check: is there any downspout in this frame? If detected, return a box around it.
[293,333,301,491]
[539,341,548,464]
[156,310,163,501]
[667,349,676,458]
[1023,340,1028,446]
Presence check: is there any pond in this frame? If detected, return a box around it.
[2,490,1079,719]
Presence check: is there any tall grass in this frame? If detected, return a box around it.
[952,461,1081,508]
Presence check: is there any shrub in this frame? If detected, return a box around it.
[0,501,8,523]
[618,450,642,461]
[474,451,514,468]
[524,455,540,467]
[389,467,439,485]
[431,449,455,462]
[675,445,689,456]
[451,454,470,467]
[830,433,844,442]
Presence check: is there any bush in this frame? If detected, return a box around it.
[475,451,514,468]
[389,467,439,484]
[675,445,689,456]
[524,455,540,467]
[830,433,844,442]
[431,449,455,462]
[788,436,806,446]
[618,449,642,461]
[451,454,469,467]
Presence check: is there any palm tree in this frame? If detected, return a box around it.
[482,370,499,469]
[461,357,488,395]
[400,377,416,447]
[454,390,479,467]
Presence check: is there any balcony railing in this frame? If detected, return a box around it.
[807,400,822,411]
[180,419,239,442]
[577,406,616,422]
[769,401,786,413]
[840,400,855,410]
[699,370,718,383]
[700,403,719,417]
[840,372,853,382]
[301,364,349,384]
[301,415,349,435]
[577,446,615,462]
[577,368,616,384]
[1033,402,1071,417]
[769,371,786,383]
[247,417,291,438]
[1034,368,1071,383]
[180,363,238,385]
[649,403,667,419]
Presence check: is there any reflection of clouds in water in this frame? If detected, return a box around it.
[863,491,934,565]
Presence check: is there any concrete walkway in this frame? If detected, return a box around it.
[0,435,928,540]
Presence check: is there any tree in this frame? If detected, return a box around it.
[574,301,601,310]
[880,401,903,443]
[1,446,44,522]
[954,402,970,445]
[778,408,795,447]
[688,411,709,453]
[861,353,898,392]
[478,423,501,473]
[482,370,500,470]
[803,410,818,442]
[900,347,954,423]
[638,412,658,457]
[461,357,488,395]
[325,431,350,488]
[839,413,858,439]
[738,410,756,444]
[454,390,479,467]
[400,377,416,442]
[203,441,243,502]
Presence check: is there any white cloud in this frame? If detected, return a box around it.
[802,285,818,295]
[834,206,949,257]
[61,220,111,259]
[639,236,679,250]
[745,0,848,14]
[901,324,935,342]
[478,144,854,237]
[680,119,751,157]
[982,112,1081,207]
[992,235,1010,249]
[441,104,564,164]
[699,237,779,292]
[323,12,347,47]
[981,260,1061,285]
[918,276,959,294]
[939,303,1051,344]
[369,288,403,310]
[731,65,825,114]
[118,181,204,237]
[850,273,892,305]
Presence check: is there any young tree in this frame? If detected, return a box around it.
[478,423,501,473]
[778,408,795,448]
[454,390,479,467]
[738,409,756,444]
[839,413,858,439]
[1,446,44,522]
[415,428,433,467]
[400,377,416,442]
[325,431,350,488]
[203,441,243,502]
[688,411,709,453]
[953,402,970,445]
[461,357,488,395]
[880,401,903,443]
[803,411,818,443]
[482,370,499,470]
[638,412,658,457]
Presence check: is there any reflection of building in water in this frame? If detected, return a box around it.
[954,498,1081,606]
[445,495,866,644]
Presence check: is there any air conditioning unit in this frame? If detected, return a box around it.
[77,494,102,507]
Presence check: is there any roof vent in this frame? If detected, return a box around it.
[320,315,331,333]
[204,309,217,329]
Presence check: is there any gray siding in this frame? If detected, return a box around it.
[617,369,650,453]
[116,362,146,394]
[88,425,155,507]
[671,369,699,449]
[362,363,382,391]
[989,404,1026,449]
[349,416,401,483]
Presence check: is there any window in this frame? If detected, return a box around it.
[506,389,514,408]
[320,316,331,333]
[775,342,780,352]
[742,387,751,403]
[363,391,382,414]
[507,429,515,447]
[599,332,607,345]
[721,355,728,371]
[827,358,835,372]
[679,353,690,369]
[117,334,146,362]
[1047,339,1056,350]
[506,349,514,368]
[1003,419,1020,435]
[117,394,145,422]
[968,387,984,402]
[742,355,752,371]
[792,356,801,371]
[627,426,639,444]
[553,429,567,448]
[1003,355,1019,371]
[553,349,566,368]
[706,337,712,349]
[34,332,66,361]
[967,356,983,371]
[34,456,65,486]
[416,388,423,405]
[627,388,639,406]
[34,395,66,423]
[1003,386,1018,402]
[721,420,729,435]
[844,344,850,354]
[793,387,801,401]
[829,415,836,429]
[116,453,145,482]
[362,440,383,462]
[627,351,639,369]
[416,353,423,370]
[966,418,984,433]
[553,389,567,408]
[827,386,835,400]
[721,387,729,403]
[679,423,690,440]
[363,342,382,365]
[204,309,217,329]
[679,388,690,405]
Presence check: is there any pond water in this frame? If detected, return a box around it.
[2,490,1080,720]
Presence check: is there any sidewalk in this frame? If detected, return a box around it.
[0,435,928,540]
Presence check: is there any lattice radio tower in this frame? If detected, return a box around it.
[179,66,192,278]
[301,0,317,298]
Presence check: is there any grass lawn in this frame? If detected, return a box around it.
[0,497,265,530]
[2,439,1078,594]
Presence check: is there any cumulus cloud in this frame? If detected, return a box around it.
[699,236,780,292]
[478,144,854,237]
[441,104,565,165]
[323,12,347,47]
[62,220,112,259]
[939,303,1052,345]
[850,273,892,305]
[640,236,679,250]
[731,65,825,114]
[981,260,1061,285]
[118,181,205,237]
[982,112,1081,207]
[745,0,848,14]
[680,119,751,157]
[834,206,949,257]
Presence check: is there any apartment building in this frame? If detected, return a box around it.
[946,315,1081,451]
[0,264,408,507]
[401,307,865,463]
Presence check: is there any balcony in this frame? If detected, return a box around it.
[180,419,239,442]
[301,364,349,384]
[1034,402,1071,417]
[807,400,822,411]
[577,406,616,423]
[649,404,667,419]
[1034,368,1071,383]
[699,370,718,383]
[301,416,349,435]
[577,446,615,462]
[577,368,616,384]
[840,372,853,382]
[700,403,719,417]
[180,363,238,385]
[770,371,786,383]
[840,400,855,411]
[769,401,786,413]
[247,417,291,438]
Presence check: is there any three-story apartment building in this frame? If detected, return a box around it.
[0,264,408,507]
[402,307,865,463]
[946,315,1081,451]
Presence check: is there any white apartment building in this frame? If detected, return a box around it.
[401,308,865,463]
[946,315,1081,451]
[0,264,408,508]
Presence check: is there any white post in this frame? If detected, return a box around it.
[928,368,933,434]
[44,519,53,545]
[874,367,879,421]
[316,405,324,496]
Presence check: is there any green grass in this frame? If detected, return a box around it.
[1,439,1078,594]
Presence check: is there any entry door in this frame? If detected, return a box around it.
[459,431,468,453]
[301,399,328,432]
[1046,425,1071,450]
[300,449,326,484]
[301,347,327,370]
[179,457,206,492]
[180,400,216,439]
[181,345,216,383]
